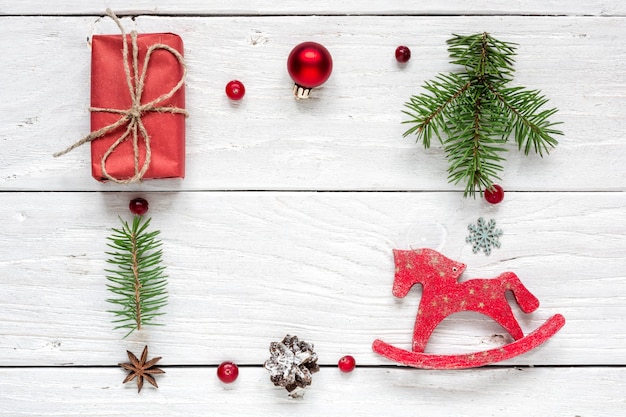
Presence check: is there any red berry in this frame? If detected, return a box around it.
[338,355,356,373]
[225,80,245,100]
[484,184,505,204]
[129,198,149,216]
[395,45,411,63]
[217,361,239,383]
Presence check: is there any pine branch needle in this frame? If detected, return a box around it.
[105,215,168,337]
[403,32,562,197]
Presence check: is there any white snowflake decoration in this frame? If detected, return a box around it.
[466,217,502,255]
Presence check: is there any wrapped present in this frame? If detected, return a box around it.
[55,9,187,183]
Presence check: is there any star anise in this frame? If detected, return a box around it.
[119,345,165,393]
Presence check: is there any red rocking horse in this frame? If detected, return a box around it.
[372,249,565,369]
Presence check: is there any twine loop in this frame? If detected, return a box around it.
[54,9,188,184]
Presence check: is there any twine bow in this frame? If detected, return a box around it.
[54,9,188,183]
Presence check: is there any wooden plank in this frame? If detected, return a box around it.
[0,367,623,416]
[1,16,625,191]
[1,191,624,366]
[1,1,624,16]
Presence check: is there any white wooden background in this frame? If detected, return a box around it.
[1,1,625,416]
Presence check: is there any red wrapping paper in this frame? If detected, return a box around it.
[90,33,185,181]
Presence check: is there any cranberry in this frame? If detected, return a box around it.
[484,184,505,204]
[338,355,356,373]
[217,361,239,383]
[129,198,149,216]
[395,45,411,63]
[225,80,245,100]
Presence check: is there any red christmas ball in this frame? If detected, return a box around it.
[484,184,505,204]
[338,355,356,373]
[225,80,245,100]
[129,198,149,216]
[395,45,411,63]
[287,42,333,98]
[217,361,239,384]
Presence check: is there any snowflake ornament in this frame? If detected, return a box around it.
[466,217,503,255]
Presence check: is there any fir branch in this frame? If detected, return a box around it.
[403,32,563,197]
[105,215,168,337]
[444,87,508,194]
[402,73,472,147]
[447,32,516,81]
[487,84,562,156]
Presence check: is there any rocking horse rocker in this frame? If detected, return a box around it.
[372,249,565,369]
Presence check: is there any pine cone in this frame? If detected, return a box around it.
[264,334,319,397]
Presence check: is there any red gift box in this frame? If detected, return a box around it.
[89,31,186,182]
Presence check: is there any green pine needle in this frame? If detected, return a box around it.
[105,215,168,338]
[403,32,563,197]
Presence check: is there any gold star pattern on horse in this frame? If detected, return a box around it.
[119,345,165,393]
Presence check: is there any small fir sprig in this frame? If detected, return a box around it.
[402,32,563,197]
[105,215,167,337]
